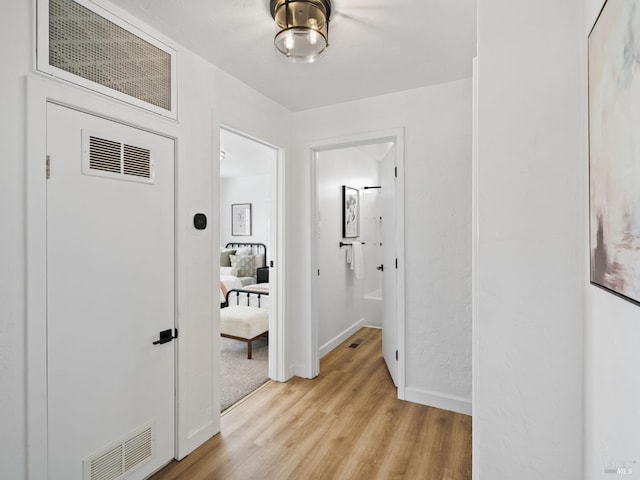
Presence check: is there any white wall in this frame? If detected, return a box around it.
[0,0,294,477]
[220,175,270,247]
[0,1,31,478]
[583,1,640,477]
[315,148,380,354]
[475,0,584,478]
[293,79,473,414]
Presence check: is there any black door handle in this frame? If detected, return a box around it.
[153,328,178,345]
[376,265,384,271]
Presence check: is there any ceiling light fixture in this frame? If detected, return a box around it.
[270,0,331,63]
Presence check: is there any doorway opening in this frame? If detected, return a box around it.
[309,129,406,398]
[219,126,280,412]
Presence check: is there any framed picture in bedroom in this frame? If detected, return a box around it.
[231,203,252,236]
[342,185,359,238]
[589,0,640,306]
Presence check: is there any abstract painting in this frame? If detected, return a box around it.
[589,0,640,305]
[342,185,359,238]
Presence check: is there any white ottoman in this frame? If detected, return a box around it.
[220,305,269,359]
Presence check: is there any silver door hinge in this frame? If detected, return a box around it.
[46,155,50,179]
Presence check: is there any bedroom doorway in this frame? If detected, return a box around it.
[218,126,281,412]
[309,129,406,398]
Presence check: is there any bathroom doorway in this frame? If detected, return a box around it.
[309,129,405,396]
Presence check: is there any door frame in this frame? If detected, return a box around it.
[218,124,288,382]
[307,128,406,399]
[25,75,188,479]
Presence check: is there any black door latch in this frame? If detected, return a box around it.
[153,328,178,345]
[376,264,384,272]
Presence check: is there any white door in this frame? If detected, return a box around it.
[46,103,175,480]
[381,145,398,386]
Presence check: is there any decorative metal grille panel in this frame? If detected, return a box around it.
[49,0,172,111]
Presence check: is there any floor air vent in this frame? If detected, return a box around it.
[83,425,153,480]
[349,338,364,349]
[83,131,154,184]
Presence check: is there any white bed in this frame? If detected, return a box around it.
[219,243,269,305]
[225,283,270,309]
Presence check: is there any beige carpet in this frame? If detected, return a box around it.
[220,336,269,412]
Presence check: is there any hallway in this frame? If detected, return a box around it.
[152,327,471,479]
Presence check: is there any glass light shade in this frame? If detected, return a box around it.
[271,0,330,63]
[274,28,328,63]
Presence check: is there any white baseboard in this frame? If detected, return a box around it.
[187,422,216,454]
[404,387,472,416]
[294,363,311,379]
[319,318,366,359]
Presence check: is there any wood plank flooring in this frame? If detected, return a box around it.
[151,327,471,480]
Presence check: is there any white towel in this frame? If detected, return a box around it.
[346,245,353,266]
[351,241,364,280]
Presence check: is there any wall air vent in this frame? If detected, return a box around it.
[83,424,154,480]
[123,144,152,178]
[83,130,154,184]
[89,136,121,174]
[38,0,177,118]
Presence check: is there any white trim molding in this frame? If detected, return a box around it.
[319,318,366,359]
[404,387,472,416]
[218,124,288,383]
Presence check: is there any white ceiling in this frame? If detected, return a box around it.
[108,0,477,112]
[220,128,275,178]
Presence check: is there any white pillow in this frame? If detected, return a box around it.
[220,248,236,267]
[235,246,253,256]
[220,266,238,276]
[230,254,256,277]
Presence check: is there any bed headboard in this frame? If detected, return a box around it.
[225,242,267,267]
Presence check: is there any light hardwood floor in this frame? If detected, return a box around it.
[152,327,471,480]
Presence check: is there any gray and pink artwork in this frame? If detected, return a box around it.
[589,0,640,304]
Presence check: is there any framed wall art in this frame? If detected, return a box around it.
[231,203,252,236]
[589,0,640,305]
[342,185,359,238]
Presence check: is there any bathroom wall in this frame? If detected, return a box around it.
[315,146,380,356]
